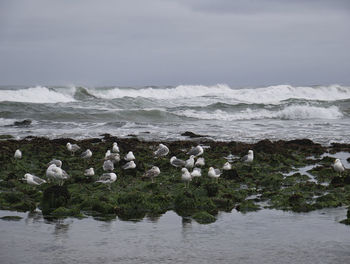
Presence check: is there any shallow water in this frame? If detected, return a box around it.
[1,208,350,264]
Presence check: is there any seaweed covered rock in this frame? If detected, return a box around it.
[192,211,216,224]
[115,191,147,220]
[41,185,70,215]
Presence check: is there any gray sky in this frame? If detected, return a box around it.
[0,0,349,86]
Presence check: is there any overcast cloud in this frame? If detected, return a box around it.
[0,0,349,86]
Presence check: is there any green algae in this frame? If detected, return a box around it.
[192,211,216,224]
[0,137,349,224]
[0,215,22,221]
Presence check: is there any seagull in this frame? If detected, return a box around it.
[105,151,120,163]
[84,168,95,177]
[81,149,92,159]
[154,144,169,158]
[187,145,204,157]
[96,173,117,190]
[66,142,81,156]
[333,159,345,176]
[241,150,254,163]
[14,149,22,159]
[170,156,186,168]
[122,160,136,170]
[22,173,46,186]
[112,142,120,153]
[195,157,205,167]
[208,167,221,182]
[181,168,192,188]
[47,159,62,168]
[46,164,67,185]
[103,160,114,172]
[191,168,202,178]
[185,155,195,169]
[144,166,160,183]
[223,162,232,171]
[124,151,135,161]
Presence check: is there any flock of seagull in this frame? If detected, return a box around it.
[13,142,347,189]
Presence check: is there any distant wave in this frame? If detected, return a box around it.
[86,84,350,103]
[175,105,343,121]
[1,84,350,104]
[0,86,75,103]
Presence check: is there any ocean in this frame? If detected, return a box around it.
[1,84,349,144]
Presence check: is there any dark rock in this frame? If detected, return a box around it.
[181,131,207,138]
[0,216,22,221]
[41,185,70,215]
[192,211,216,224]
[14,119,32,127]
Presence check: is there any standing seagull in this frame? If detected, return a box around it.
[208,167,221,182]
[122,161,136,170]
[333,159,345,176]
[241,150,254,163]
[22,173,46,186]
[81,149,92,160]
[185,155,195,169]
[96,173,117,190]
[187,145,204,157]
[124,151,135,161]
[154,144,169,158]
[66,142,81,156]
[14,149,22,159]
[112,142,120,153]
[181,168,192,188]
[46,164,67,185]
[103,160,114,172]
[170,156,186,168]
[144,166,160,183]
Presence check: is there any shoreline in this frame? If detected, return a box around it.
[1,135,350,224]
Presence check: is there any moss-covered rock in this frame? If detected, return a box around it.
[192,211,216,224]
[41,185,70,215]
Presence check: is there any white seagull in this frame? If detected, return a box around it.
[333,159,345,176]
[66,142,81,156]
[81,149,92,159]
[191,167,202,178]
[124,151,135,161]
[187,145,204,157]
[181,168,192,188]
[154,144,169,158]
[22,173,46,186]
[241,150,254,163]
[96,173,117,189]
[195,157,205,167]
[144,166,160,183]
[105,151,120,163]
[223,162,232,171]
[47,159,62,168]
[170,156,186,168]
[46,164,68,185]
[122,160,136,170]
[84,168,95,177]
[14,149,22,159]
[208,167,221,182]
[185,155,195,169]
[112,142,120,153]
[103,160,114,172]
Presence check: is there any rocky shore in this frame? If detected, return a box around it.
[0,135,349,224]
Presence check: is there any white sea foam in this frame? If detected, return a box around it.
[87,84,350,103]
[175,105,343,121]
[0,86,75,103]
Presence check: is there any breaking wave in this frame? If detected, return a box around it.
[0,86,75,103]
[175,105,343,121]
